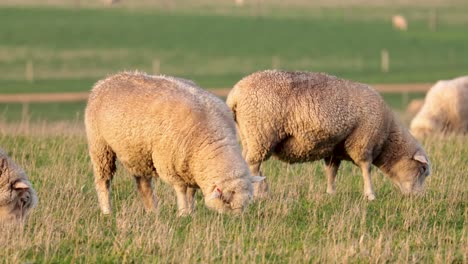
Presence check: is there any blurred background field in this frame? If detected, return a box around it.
[1,0,468,121]
[0,1,467,263]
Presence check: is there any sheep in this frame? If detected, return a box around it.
[227,70,430,200]
[410,76,468,138]
[0,148,37,223]
[85,71,264,216]
[392,15,408,31]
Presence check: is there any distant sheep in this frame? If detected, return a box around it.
[392,15,408,31]
[85,72,264,216]
[0,148,37,223]
[235,0,245,6]
[410,76,468,138]
[227,70,430,200]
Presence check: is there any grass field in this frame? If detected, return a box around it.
[0,5,468,93]
[0,2,466,263]
[0,122,466,263]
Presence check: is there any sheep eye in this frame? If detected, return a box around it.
[420,165,427,174]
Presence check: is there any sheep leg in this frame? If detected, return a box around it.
[248,162,262,176]
[323,157,341,194]
[247,162,268,198]
[89,142,116,214]
[240,138,269,198]
[241,132,274,198]
[174,185,191,216]
[238,126,248,159]
[358,161,376,200]
[134,176,158,213]
[186,187,197,212]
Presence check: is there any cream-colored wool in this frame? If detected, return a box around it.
[410,76,468,138]
[0,148,37,223]
[227,70,430,200]
[85,71,262,216]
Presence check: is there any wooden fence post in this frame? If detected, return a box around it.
[428,9,437,31]
[152,59,160,75]
[26,59,34,83]
[272,56,280,69]
[381,49,389,73]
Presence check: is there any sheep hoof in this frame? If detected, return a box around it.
[177,209,192,217]
[326,188,336,195]
[101,209,111,215]
[365,193,376,201]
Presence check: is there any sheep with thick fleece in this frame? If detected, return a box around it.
[0,148,37,223]
[410,76,468,138]
[85,72,263,216]
[227,70,430,200]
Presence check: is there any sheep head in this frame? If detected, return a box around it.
[205,176,265,214]
[0,152,38,223]
[388,149,430,195]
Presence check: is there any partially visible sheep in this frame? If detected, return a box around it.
[0,148,37,223]
[85,71,263,216]
[410,76,468,138]
[392,15,408,31]
[406,99,424,118]
[227,70,430,200]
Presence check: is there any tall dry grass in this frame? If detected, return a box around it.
[0,120,466,263]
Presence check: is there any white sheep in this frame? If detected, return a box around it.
[227,70,430,200]
[0,148,37,223]
[392,15,408,31]
[85,71,264,216]
[410,76,468,138]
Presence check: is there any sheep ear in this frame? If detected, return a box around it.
[13,180,29,190]
[250,176,266,183]
[413,150,428,164]
[209,188,222,200]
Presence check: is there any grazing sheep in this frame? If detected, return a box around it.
[410,76,468,138]
[0,148,37,223]
[227,70,430,200]
[392,15,408,31]
[85,72,264,216]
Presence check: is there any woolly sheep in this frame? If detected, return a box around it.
[392,15,408,31]
[410,76,468,138]
[85,72,264,216]
[0,148,37,223]
[227,70,430,200]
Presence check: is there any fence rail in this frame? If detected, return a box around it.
[0,83,431,103]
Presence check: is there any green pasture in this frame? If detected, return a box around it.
[0,3,466,263]
[0,6,467,93]
[0,126,466,263]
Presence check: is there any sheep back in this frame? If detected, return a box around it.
[229,70,391,164]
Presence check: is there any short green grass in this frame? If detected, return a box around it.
[0,122,466,263]
[0,6,467,92]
